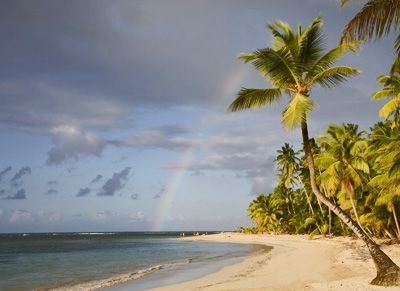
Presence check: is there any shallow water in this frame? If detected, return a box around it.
[0,232,255,290]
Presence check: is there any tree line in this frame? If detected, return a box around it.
[244,120,400,240]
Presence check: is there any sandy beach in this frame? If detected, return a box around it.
[148,232,400,291]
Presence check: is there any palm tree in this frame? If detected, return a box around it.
[275,143,317,215]
[228,16,400,285]
[275,143,300,188]
[340,0,400,44]
[248,194,283,233]
[340,0,400,74]
[368,122,400,238]
[315,124,369,234]
[371,73,400,128]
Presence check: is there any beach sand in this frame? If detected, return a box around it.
[149,232,400,291]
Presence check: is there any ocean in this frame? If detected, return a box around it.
[0,232,259,290]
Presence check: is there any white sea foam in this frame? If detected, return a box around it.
[51,259,192,291]
[77,232,115,235]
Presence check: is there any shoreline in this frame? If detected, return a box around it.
[50,238,259,291]
[146,232,400,291]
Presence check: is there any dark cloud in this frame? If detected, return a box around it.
[130,193,139,200]
[190,171,204,176]
[90,174,103,184]
[97,167,131,196]
[154,125,189,137]
[153,185,166,199]
[0,2,391,129]
[4,189,27,200]
[0,166,12,182]
[0,189,6,195]
[0,0,245,135]
[76,187,91,197]
[46,180,58,186]
[10,167,31,188]
[45,189,58,195]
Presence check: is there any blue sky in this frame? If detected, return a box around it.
[0,0,396,232]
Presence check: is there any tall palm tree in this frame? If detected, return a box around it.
[315,124,369,234]
[228,16,400,285]
[371,72,400,128]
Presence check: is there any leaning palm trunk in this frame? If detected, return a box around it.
[348,192,369,236]
[301,119,400,285]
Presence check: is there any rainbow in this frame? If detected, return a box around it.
[150,65,249,231]
[150,147,194,231]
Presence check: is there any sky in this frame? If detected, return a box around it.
[0,0,396,233]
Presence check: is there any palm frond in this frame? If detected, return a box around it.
[376,75,393,85]
[298,16,325,67]
[267,21,294,50]
[389,153,400,177]
[319,161,342,196]
[227,88,282,112]
[371,88,396,100]
[390,46,400,74]
[368,174,388,188]
[378,95,400,118]
[350,156,370,174]
[236,52,257,63]
[281,93,317,129]
[341,0,400,43]
[307,43,358,80]
[239,47,300,87]
[310,66,361,88]
[339,0,352,8]
[314,152,336,169]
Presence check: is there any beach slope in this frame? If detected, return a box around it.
[150,232,400,291]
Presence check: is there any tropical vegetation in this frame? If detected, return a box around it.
[229,15,400,286]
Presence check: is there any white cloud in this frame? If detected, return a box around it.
[9,209,35,224]
[129,211,147,222]
[93,210,116,221]
[37,210,62,223]
[47,125,106,164]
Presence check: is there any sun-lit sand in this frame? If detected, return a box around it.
[149,232,400,291]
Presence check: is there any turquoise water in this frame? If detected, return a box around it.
[0,232,254,290]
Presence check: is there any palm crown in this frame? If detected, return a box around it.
[371,73,400,127]
[228,16,361,129]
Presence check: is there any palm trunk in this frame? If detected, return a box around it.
[328,206,332,236]
[301,120,400,286]
[300,180,315,215]
[392,207,400,239]
[304,189,315,214]
[349,192,368,237]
